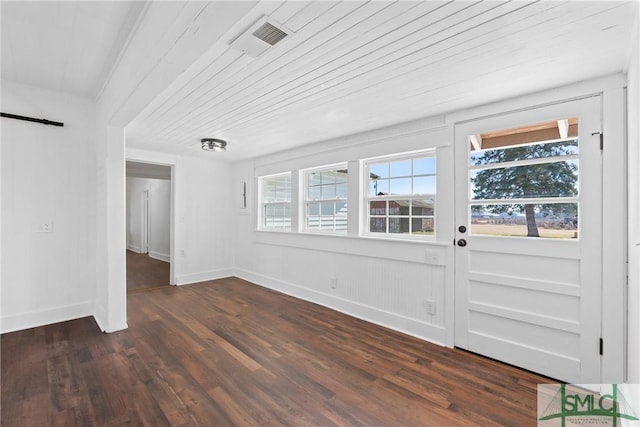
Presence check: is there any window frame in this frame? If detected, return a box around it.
[258,172,292,232]
[301,163,349,234]
[363,150,437,240]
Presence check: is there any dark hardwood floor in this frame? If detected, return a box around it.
[1,277,552,426]
[127,250,170,292]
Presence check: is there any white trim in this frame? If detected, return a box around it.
[254,230,448,265]
[148,251,170,263]
[176,268,234,286]
[141,189,149,253]
[93,315,127,334]
[234,269,448,346]
[447,74,626,125]
[1,301,95,334]
[601,86,627,383]
[126,244,142,253]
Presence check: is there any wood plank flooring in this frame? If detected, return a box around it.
[127,250,170,292]
[1,278,552,426]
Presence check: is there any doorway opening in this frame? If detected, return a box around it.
[126,161,173,292]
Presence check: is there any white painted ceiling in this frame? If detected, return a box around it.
[2,1,637,162]
[1,1,143,98]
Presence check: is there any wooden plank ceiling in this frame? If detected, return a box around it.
[12,0,631,162]
[126,0,637,161]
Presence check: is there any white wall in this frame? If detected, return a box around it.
[233,117,455,345]
[1,80,97,333]
[126,176,171,261]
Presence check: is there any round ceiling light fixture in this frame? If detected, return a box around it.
[201,138,227,152]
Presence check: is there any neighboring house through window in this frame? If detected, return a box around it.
[364,151,436,237]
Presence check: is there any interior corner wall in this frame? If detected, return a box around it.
[1,79,97,333]
[126,176,171,260]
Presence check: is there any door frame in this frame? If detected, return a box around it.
[141,189,150,253]
[444,74,627,383]
[453,96,603,383]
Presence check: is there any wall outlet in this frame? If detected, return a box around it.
[425,299,437,316]
[330,277,338,289]
[36,221,53,233]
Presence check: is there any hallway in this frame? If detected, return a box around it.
[126,250,170,292]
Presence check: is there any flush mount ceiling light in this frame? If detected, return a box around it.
[201,138,227,152]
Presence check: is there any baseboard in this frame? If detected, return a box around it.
[93,304,108,333]
[1,301,95,334]
[176,268,235,286]
[92,304,128,334]
[148,251,170,263]
[127,244,142,253]
[233,268,447,346]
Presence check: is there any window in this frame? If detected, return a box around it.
[303,165,348,233]
[365,151,436,237]
[260,173,291,230]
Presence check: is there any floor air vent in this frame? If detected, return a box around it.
[230,16,291,59]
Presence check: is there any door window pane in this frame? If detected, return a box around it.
[470,203,578,239]
[468,118,580,239]
[470,160,579,200]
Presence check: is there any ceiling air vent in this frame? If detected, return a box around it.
[253,22,288,46]
[230,16,291,59]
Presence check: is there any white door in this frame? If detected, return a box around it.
[454,96,602,383]
[142,189,150,253]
